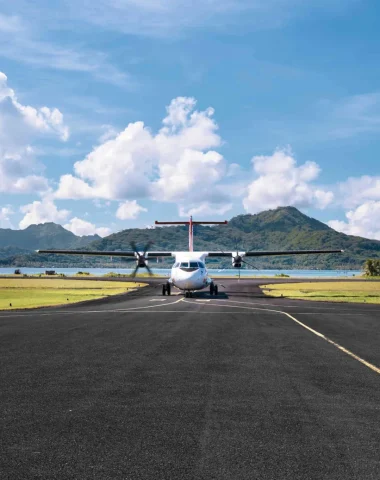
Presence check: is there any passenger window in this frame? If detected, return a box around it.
[189,262,199,268]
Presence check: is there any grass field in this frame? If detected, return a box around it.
[261,281,380,304]
[0,278,146,310]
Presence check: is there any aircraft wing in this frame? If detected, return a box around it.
[37,250,174,257]
[207,249,344,257]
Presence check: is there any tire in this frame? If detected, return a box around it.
[167,284,171,296]
[185,291,189,298]
[162,285,166,296]
[210,283,214,295]
[214,285,218,296]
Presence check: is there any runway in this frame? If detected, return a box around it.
[0,279,379,479]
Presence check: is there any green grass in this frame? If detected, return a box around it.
[0,278,147,310]
[261,281,380,304]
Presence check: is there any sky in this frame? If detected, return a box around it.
[0,0,380,240]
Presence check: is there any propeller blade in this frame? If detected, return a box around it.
[130,263,140,278]
[241,258,259,270]
[130,241,138,255]
[145,263,154,276]
[143,241,153,257]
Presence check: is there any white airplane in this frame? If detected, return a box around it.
[38,217,343,298]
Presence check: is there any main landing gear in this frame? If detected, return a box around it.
[210,282,218,296]
[162,283,171,296]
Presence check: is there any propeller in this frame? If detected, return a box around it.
[130,241,154,278]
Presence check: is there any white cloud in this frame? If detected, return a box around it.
[0,72,68,194]
[19,200,70,229]
[179,202,232,217]
[0,206,14,228]
[67,0,354,36]
[0,72,69,141]
[335,175,380,209]
[328,201,380,241]
[243,148,334,213]
[56,96,227,209]
[116,200,147,220]
[64,217,111,237]
[0,15,133,88]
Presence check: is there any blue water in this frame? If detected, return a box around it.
[0,267,363,278]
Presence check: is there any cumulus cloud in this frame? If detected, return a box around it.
[116,200,147,220]
[243,148,334,213]
[56,96,227,210]
[0,72,69,141]
[0,206,14,228]
[179,202,232,217]
[19,200,70,229]
[335,175,380,208]
[328,201,380,240]
[0,72,68,194]
[64,217,111,237]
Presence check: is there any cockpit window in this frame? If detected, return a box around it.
[189,262,199,268]
[198,262,205,268]
[180,262,189,268]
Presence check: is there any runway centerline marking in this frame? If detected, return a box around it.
[208,297,379,313]
[0,297,184,318]
[183,299,380,375]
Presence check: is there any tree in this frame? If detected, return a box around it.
[364,259,380,276]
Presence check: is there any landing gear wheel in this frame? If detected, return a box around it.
[166,283,171,296]
[185,291,189,298]
[214,285,218,296]
[162,284,166,296]
[210,283,215,296]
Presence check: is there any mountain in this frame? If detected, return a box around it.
[1,207,379,269]
[0,222,100,250]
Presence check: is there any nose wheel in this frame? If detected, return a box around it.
[185,291,193,298]
[162,283,171,296]
[210,283,218,296]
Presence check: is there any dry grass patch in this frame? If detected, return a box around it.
[0,278,147,310]
[261,281,380,304]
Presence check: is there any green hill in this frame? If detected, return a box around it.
[1,207,379,269]
[0,222,100,251]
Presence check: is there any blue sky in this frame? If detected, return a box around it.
[1,0,380,239]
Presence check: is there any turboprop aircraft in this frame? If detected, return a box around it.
[38,217,344,298]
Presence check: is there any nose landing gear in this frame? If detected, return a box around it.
[210,283,218,296]
[185,291,193,298]
[162,283,171,296]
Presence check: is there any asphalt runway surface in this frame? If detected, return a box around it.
[0,278,379,479]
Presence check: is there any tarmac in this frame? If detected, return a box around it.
[0,278,379,479]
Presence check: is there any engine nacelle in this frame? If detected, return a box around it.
[232,255,242,268]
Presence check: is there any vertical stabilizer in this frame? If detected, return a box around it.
[155,218,228,252]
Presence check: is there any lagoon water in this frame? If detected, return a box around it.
[0,267,362,278]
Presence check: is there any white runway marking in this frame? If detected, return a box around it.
[196,299,210,302]
[209,297,379,313]
[149,299,167,302]
[183,299,380,376]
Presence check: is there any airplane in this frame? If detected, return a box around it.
[38,217,344,298]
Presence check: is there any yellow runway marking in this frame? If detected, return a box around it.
[183,299,380,376]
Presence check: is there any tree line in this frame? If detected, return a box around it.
[364,259,380,277]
